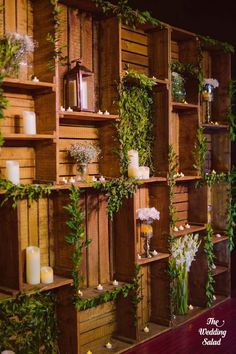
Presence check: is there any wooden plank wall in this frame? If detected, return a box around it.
[52,189,111,288]
[173,184,188,227]
[121,25,149,75]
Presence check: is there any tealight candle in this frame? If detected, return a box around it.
[92,176,97,182]
[99,176,105,182]
[173,226,179,232]
[97,110,103,115]
[216,233,221,238]
[6,160,20,184]
[32,76,39,82]
[143,326,149,333]
[212,264,216,269]
[26,246,40,285]
[97,284,103,291]
[189,304,194,310]
[213,295,216,301]
[60,106,65,112]
[113,280,119,286]
[104,110,110,115]
[137,254,141,259]
[78,290,83,297]
[69,177,75,184]
[67,107,73,112]
[62,177,67,184]
[185,223,191,229]
[179,225,184,231]
[23,111,36,134]
[86,351,92,354]
[179,172,184,177]
[105,342,112,349]
[40,266,53,284]
[151,250,158,256]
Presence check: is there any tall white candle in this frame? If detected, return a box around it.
[26,246,40,285]
[6,160,20,184]
[23,111,36,134]
[81,80,88,110]
[40,266,54,284]
[128,150,139,166]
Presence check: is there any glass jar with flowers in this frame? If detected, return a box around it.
[0,32,37,77]
[169,234,201,315]
[202,78,219,123]
[171,71,186,103]
[68,142,101,180]
[136,207,160,258]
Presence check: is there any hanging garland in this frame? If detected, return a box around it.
[199,35,234,54]
[167,145,178,228]
[117,69,156,176]
[193,127,208,177]
[0,291,58,353]
[226,166,236,251]
[204,223,215,307]
[227,80,236,142]
[0,74,8,146]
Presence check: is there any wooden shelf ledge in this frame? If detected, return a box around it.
[0,275,72,296]
[80,281,126,299]
[212,265,228,277]
[212,234,228,244]
[3,133,56,141]
[2,78,55,94]
[172,102,199,111]
[137,252,169,265]
[172,223,206,238]
[59,111,120,122]
[201,123,229,132]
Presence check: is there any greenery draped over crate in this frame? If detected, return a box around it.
[226,166,236,251]
[0,292,58,354]
[204,224,215,307]
[227,80,236,142]
[167,145,179,228]
[193,127,208,176]
[117,69,156,176]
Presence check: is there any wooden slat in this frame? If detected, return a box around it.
[58,3,68,106]
[5,0,16,33]
[121,27,148,45]
[19,199,28,283]
[59,125,99,139]
[122,51,149,67]
[38,198,49,267]
[121,39,148,56]
[98,193,110,283]
[16,0,28,80]
[28,200,38,246]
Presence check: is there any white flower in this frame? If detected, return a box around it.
[68,142,101,164]
[136,207,160,221]
[203,78,219,89]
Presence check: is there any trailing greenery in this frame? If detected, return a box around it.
[226,166,236,251]
[0,291,58,353]
[131,264,143,324]
[0,73,8,146]
[94,177,141,219]
[47,0,68,70]
[64,185,91,298]
[117,69,156,176]
[199,35,234,54]
[193,127,208,176]
[204,223,215,307]
[0,179,52,208]
[195,171,227,188]
[227,80,236,142]
[92,0,163,28]
[167,145,178,228]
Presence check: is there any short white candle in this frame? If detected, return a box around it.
[113,280,119,286]
[6,160,20,184]
[104,110,110,115]
[40,266,53,284]
[69,177,75,184]
[97,284,103,291]
[105,342,112,349]
[26,246,40,285]
[189,304,194,310]
[151,250,158,256]
[139,166,150,179]
[97,110,103,115]
[22,111,36,135]
[99,176,105,182]
[173,226,179,232]
[179,225,184,231]
[143,326,150,333]
[128,165,140,178]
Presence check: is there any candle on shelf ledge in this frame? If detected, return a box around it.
[92,176,97,182]
[26,246,40,285]
[67,107,73,112]
[61,177,68,184]
[40,266,53,284]
[86,351,92,354]
[60,106,65,112]
[189,304,194,310]
[127,149,139,166]
[23,111,36,134]
[212,264,216,269]
[213,295,216,301]
[97,284,103,291]
[113,279,119,286]
[139,166,150,179]
[151,250,158,256]
[76,175,82,182]
[173,226,179,232]
[6,160,20,184]
[179,225,184,231]
[69,177,75,184]
[103,110,110,115]
[78,290,83,297]
[99,176,105,182]
[143,326,150,333]
[137,253,141,259]
[216,233,221,238]
[32,76,39,82]
[128,165,139,178]
[105,342,112,349]
[185,223,191,229]
[97,110,103,115]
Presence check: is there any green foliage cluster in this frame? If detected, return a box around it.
[92,0,163,28]
[199,35,234,54]
[47,0,68,70]
[0,179,52,208]
[0,74,8,146]
[227,80,236,142]
[0,292,58,353]
[94,177,140,219]
[117,69,156,176]
[64,185,91,297]
[193,127,207,176]
[204,224,215,307]
[170,61,198,78]
[226,166,236,251]
[196,171,227,188]
[167,145,178,228]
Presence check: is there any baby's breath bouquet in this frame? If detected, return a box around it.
[169,234,201,315]
[0,32,37,77]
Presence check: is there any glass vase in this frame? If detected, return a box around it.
[140,220,153,258]
[77,163,88,181]
[202,84,214,123]
[171,72,186,103]
[175,269,188,315]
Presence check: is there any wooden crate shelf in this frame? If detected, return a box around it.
[172,224,206,238]
[172,102,199,111]
[80,282,127,300]
[212,265,228,277]
[202,123,229,132]
[3,133,56,141]
[59,111,120,123]
[2,78,55,94]
[212,234,228,244]
[137,252,170,265]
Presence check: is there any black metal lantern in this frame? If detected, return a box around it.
[64,59,95,112]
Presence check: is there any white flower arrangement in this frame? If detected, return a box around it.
[203,78,219,89]
[170,233,201,273]
[68,142,101,165]
[136,207,160,222]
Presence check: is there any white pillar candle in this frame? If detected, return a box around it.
[6,160,20,184]
[1,351,16,354]
[26,246,40,285]
[22,111,36,134]
[128,165,140,178]
[128,150,139,166]
[40,266,54,284]
[139,166,150,179]
[81,79,88,110]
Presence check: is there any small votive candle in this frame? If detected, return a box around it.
[69,177,75,184]
[26,246,40,285]
[113,280,119,286]
[173,226,179,232]
[62,177,67,184]
[67,107,73,112]
[216,233,221,238]
[179,225,184,231]
[97,110,103,115]
[32,76,39,82]
[78,290,83,297]
[105,342,112,349]
[185,223,190,229]
[6,160,20,184]
[103,110,110,115]
[97,284,103,291]
[139,166,150,179]
[99,176,105,182]
[60,106,65,112]
[189,304,194,310]
[143,326,150,333]
[23,111,36,134]
[40,266,53,284]
[86,351,92,354]
[151,250,158,256]
[128,165,140,178]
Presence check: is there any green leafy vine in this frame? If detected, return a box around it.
[92,0,163,28]
[0,73,8,146]
[167,145,178,228]
[0,291,58,353]
[226,166,236,251]
[199,35,234,54]
[94,177,140,219]
[0,179,52,208]
[117,69,156,176]
[64,185,91,298]
[227,80,236,142]
[193,127,207,176]
[204,223,215,307]
[195,171,227,188]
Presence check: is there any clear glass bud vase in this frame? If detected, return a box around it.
[140,220,153,258]
[175,269,188,315]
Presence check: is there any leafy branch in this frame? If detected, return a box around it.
[227,80,236,142]
[199,35,234,54]
[92,0,163,28]
[64,185,91,298]
[0,73,8,146]
[167,145,178,228]
[226,166,236,251]
[94,177,141,219]
[196,171,227,188]
[0,179,52,208]
[193,127,207,176]
[204,223,215,307]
